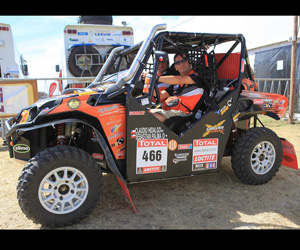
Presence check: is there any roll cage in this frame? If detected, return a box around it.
[89,30,251,111]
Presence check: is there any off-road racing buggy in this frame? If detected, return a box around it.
[5,24,298,227]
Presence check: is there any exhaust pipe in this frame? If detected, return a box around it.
[104,23,167,95]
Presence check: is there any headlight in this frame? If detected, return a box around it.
[15,97,63,124]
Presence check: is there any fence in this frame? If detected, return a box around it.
[1,77,95,97]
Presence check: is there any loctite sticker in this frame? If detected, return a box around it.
[192,139,218,171]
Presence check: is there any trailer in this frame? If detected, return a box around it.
[59,16,134,89]
[0,23,28,79]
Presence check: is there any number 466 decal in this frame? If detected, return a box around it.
[136,139,168,174]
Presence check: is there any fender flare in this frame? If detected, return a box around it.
[237,110,280,121]
[14,118,137,212]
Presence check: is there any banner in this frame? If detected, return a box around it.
[0,80,38,118]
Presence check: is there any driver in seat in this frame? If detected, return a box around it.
[150,52,204,123]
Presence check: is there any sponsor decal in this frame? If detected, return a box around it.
[131,130,136,139]
[232,112,240,122]
[13,144,30,154]
[136,139,168,174]
[173,153,189,164]
[168,140,177,151]
[131,127,167,140]
[129,111,145,116]
[111,137,124,147]
[67,98,81,109]
[192,139,218,171]
[92,153,104,160]
[241,58,246,73]
[215,97,232,115]
[98,104,118,115]
[110,124,122,133]
[193,162,216,171]
[178,144,192,150]
[95,32,111,36]
[253,99,264,105]
[137,166,167,174]
[202,120,225,137]
[78,32,88,35]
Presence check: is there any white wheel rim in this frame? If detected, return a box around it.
[38,167,89,214]
[251,141,276,175]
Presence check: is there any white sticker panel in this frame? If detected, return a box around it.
[192,138,218,171]
[136,139,168,174]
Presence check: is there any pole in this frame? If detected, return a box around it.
[289,16,298,124]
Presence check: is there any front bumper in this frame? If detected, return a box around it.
[5,117,32,161]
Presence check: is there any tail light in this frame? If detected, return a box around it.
[65,29,77,34]
[122,31,132,35]
[0,26,9,31]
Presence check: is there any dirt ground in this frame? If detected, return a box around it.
[1,117,300,229]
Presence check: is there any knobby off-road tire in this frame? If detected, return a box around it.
[231,127,283,185]
[17,146,104,227]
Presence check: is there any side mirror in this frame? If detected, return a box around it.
[23,65,29,76]
[154,50,169,63]
[55,65,60,72]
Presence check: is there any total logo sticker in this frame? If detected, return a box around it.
[192,138,218,171]
[136,139,168,174]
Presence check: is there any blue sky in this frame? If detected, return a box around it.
[0,15,295,79]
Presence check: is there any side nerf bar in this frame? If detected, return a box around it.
[280,138,298,170]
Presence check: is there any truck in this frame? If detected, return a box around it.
[5,23,298,227]
[0,23,28,79]
[59,16,134,89]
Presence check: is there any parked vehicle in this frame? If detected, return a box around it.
[0,23,28,78]
[59,16,134,89]
[5,23,298,227]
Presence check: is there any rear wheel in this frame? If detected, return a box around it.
[231,127,283,185]
[17,146,104,227]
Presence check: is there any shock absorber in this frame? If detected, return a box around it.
[57,123,66,146]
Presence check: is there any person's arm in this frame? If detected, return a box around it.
[158,75,195,85]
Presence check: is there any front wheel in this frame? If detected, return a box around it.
[17,146,104,227]
[231,127,283,185]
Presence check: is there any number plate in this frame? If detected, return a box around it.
[136,139,168,174]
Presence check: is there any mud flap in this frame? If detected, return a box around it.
[280,138,298,170]
[93,129,137,213]
[116,177,137,213]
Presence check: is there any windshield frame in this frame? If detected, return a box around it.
[88,42,143,89]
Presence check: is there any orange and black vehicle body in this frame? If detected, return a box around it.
[5,29,298,182]
[4,24,298,227]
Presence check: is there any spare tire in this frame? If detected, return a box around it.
[78,16,113,25]
[67,46,103,77]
